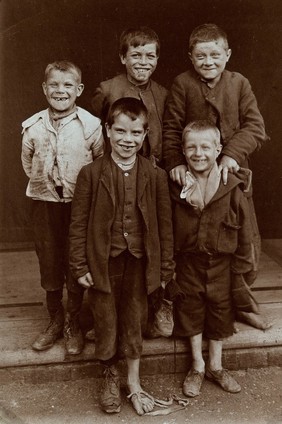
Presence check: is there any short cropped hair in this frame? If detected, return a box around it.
[119,26,160,57]
[189,23,229,52]
[106,97,149,130]
[182,120,221,147]
[44,61,82,83]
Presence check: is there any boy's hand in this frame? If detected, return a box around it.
[169,165,187,186]
[219,155,240,185]
[78,272,94,288]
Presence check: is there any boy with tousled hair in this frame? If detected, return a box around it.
[91,26,167,164]
[69,97,175,415]
[163,23,270,330]
[170,120,255,397]
[21,60,104,355]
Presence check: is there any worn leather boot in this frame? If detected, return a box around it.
[64,312,84,355]
[32,308,64,351]
[100,365,121,413]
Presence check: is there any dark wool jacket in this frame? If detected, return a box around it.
[69,154,175,294]
[163,69,268,172]
[91,74,168,160]
[170,174,254,276]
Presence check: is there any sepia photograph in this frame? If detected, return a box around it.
[0,0,281,423]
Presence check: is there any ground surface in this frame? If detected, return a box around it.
[0,367,281,424]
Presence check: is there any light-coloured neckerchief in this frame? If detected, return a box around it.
[180,163,221,211]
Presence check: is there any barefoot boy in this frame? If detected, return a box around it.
[163,23,269,329]
[69,97,175,415]
[170,120,256,397]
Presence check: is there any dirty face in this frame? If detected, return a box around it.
[120,43,158,85]
[42,69,84,115]
[183,129,222,177]
[106,113,147,164]
[190,38,231,84]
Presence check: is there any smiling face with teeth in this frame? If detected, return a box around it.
[120,43,158,86]
[42,69,84,116]
[183,129,222,178]
[106,112,147,165]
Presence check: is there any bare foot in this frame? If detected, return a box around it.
[127,382,155,415]
[236,311,273,330]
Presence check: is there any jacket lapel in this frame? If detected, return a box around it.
[99,156,115,207]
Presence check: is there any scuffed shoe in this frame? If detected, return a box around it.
[100,365,121,414]
[145,299,173,338]
[85,327,96,341]
[32,308,64,351]
[183,368,205,397]
[64,313,84,355]
[205,368,241,393]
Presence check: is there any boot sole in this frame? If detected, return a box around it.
[102,405,121,414]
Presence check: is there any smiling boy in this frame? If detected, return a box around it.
[163,24,270,330]
[91,27,167,163]
[163,23,267,184]
[21,61,104,355]
[170,120,255,398]
[69,97,175,415]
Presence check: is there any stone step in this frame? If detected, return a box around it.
[1,303,281,385]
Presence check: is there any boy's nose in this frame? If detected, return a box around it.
[139,55,147,65]
[195,147,203,155]
[122,133,132,143]
[56,84,65,92]
[204,56,214,65]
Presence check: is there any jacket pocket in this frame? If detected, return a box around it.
[217,221,241,253]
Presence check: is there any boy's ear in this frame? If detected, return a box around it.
[216,144,223,157]
[119,54,126,65]
[143,127,149,140]
[42,82,47,95]
[76,83,84,97]
[226,49,232,62]
[105,123,111,138]
[188,52,192,62]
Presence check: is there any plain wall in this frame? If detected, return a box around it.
[1,0,282,245]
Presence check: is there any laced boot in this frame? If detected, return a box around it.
[64,312,84,355]
[32,308,64,351]
[100,365,121,413]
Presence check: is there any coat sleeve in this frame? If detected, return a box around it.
[90,124,105,160]
[156,168,176,283]
[230,188,254,277]
[91,82,108,121]
[162,76,188,172]
[21,129,34,178]
[69,165,93,280]
[221,76,268,165]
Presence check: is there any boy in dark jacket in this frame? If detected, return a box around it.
[163,23,269,330]
[69,98,175,415]
[91,26,167,163]
[170,120,255,398]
